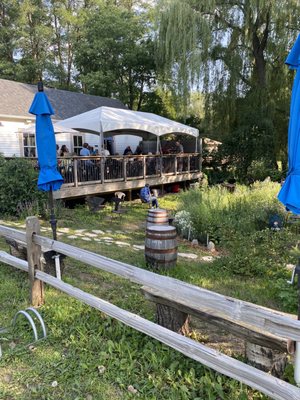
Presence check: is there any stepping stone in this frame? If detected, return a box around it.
[201,256,215,262]
[104,242,112,246]
[178,253,198,259]
[115,230,125,234]
[67,235,77,239]
[115,241,130,246]
[106,230,112,233]
[82,237,92,241]
[94,238,102,242]
[133,245,145,250]
[85,233,98,238]
[75,229,86,233]
[59,228,70,233]
[92,230,105,234]
[102,237,113,241]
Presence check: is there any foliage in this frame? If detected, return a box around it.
[74,2,156,109]
[0,157,46,217]
[247,159,284,182]
[0,195,273,400]
[178,182,284,240]
[157,0,300,169]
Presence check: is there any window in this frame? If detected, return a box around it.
[73,135,83,155]
[23,133,36,157]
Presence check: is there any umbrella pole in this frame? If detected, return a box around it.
[49,188,57,241]
[48,188,62,280]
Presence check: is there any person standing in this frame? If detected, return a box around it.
[175,141,184,172]
[175,141,184,153]
[80,143,90,156]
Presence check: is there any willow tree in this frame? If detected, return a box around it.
[157,0,300,175]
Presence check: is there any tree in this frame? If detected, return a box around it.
[74,1,157,109]
[157,0,300,175]
[16,0,53,83]
[0,0,20,79]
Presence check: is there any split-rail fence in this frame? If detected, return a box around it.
[0,217,300,400]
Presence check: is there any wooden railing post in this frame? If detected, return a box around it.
[100,157,105,183]
[73,158,78,187]
[123,157,127,182]
[187,154,190,173]
[143,156,146,178]
[174,155,178,175]
[26,216,44,306]
[199,138,203,172]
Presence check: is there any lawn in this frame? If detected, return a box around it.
[0,193,295,399]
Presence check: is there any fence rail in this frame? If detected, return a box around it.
[0,219,300,400]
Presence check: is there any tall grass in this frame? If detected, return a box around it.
[177,181,284,244]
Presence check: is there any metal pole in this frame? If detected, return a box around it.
[49,188,57,241]
[294,262,300,385]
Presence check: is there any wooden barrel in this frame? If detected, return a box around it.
[146,208,169,227]
[145,225,177,269]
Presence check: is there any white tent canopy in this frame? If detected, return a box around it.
[57,106,199,139]
[24,123,79,134]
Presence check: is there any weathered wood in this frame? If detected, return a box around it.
[245,342,287,378]
[0,224,299,342]
[31,271,300,400]
[26,217,44,306]
[31,233,300,342]
[1,250,300,399]
[141,286,287,351]
[156,303,190,335]
[0,250,28,272]
[145,225,177,269]
[53,171,201,199]
[146,208,169,227]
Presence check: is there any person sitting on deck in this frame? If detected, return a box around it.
[140,184,159,208]
[123,146,133,156]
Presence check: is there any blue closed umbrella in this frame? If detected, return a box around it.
[278,35,300,213]
[29,85,63,191]
[29,82,63,240]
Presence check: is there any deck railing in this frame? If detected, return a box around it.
[56,153,201,187]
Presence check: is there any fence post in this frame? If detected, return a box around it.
[26,216,44,306]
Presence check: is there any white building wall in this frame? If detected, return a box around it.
[0,119,142,157]
[114,134,142,155]
[0,120,28,156]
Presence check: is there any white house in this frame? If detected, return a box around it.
[0,79,142,157]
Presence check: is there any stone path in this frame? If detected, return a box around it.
[0,220,217,262]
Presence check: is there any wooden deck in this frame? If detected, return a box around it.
[54,153,202,199]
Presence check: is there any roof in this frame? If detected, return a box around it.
[58,106,199,138]
[0,79,126,120]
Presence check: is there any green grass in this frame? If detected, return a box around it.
[0,195,287,399]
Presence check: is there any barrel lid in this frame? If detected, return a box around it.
[148,208,167,214]
[147,225,176,232]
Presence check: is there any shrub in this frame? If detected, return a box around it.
[0,156,47,217]
[177,181,285,244]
